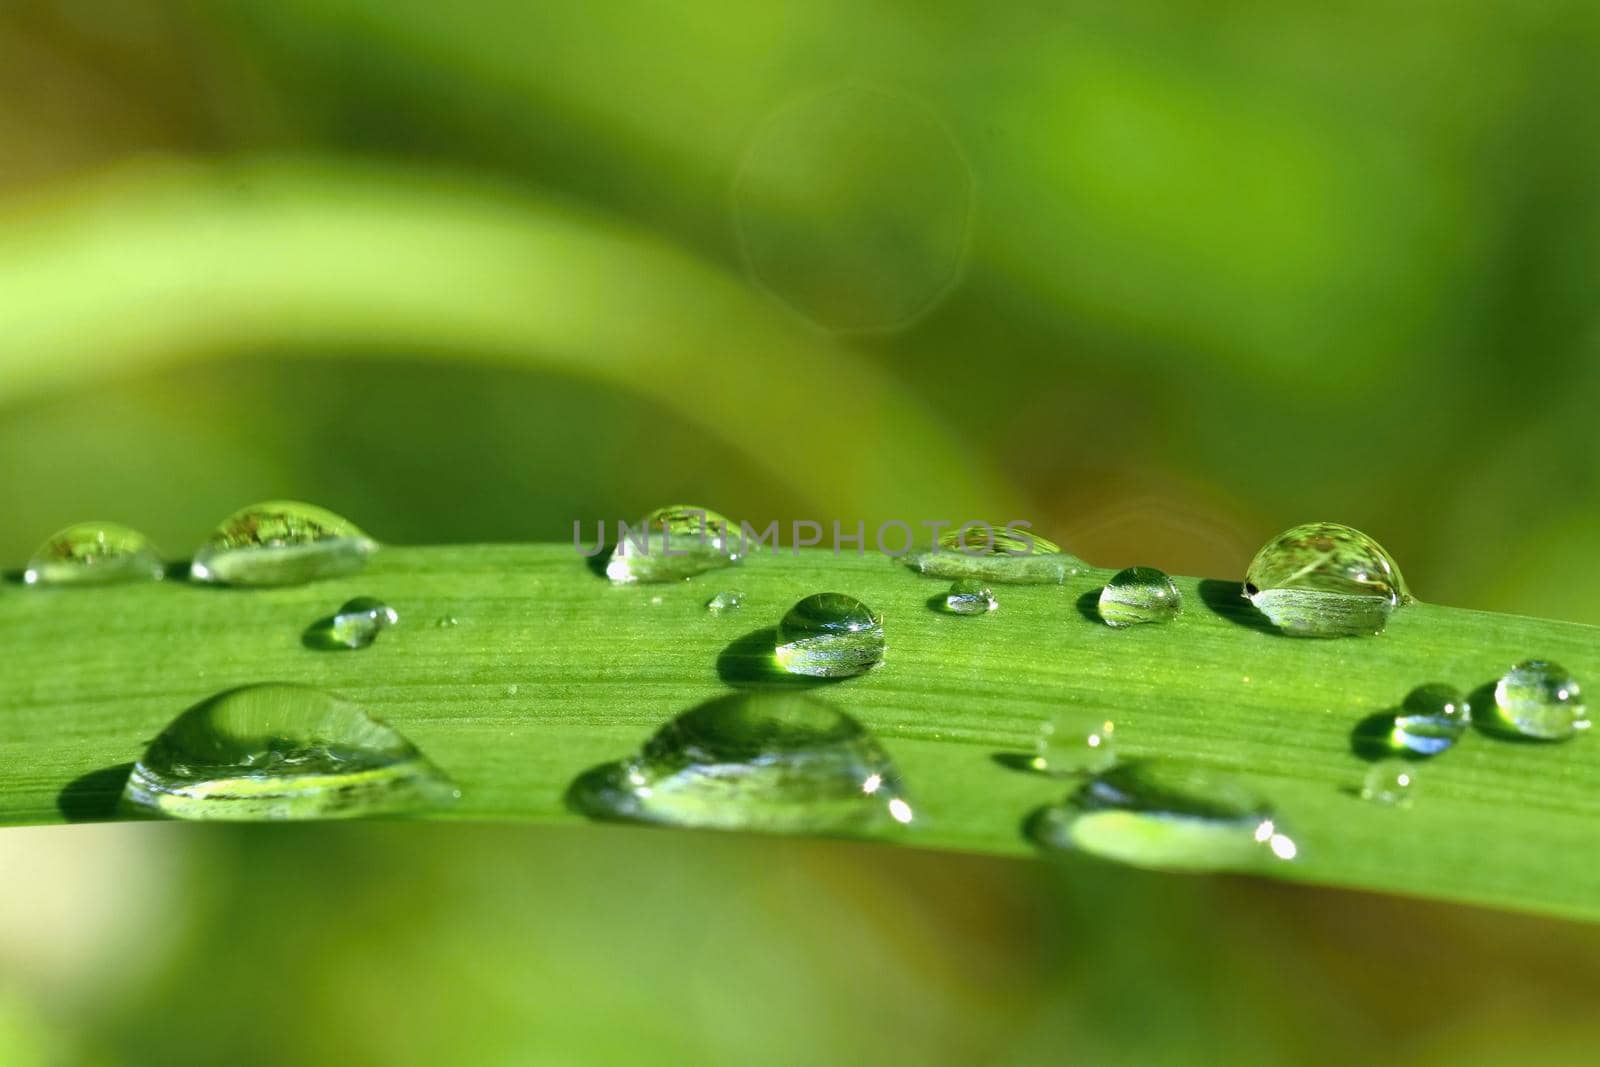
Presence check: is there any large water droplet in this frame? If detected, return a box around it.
[706,590,746,614]
[1361,759,1416,807]
[22,522,165,586]
[774,593,886,677]
[1098,566,1181,627]
[1242,522,1409,637]
[1392,683,1469,755]
[1032,713,1117,775]
[568,692,912,832]
[1491,660,1588,740]
[1031,761,1296,871]
[905,524,1084,584]
[942,578,997,615]
[123,684,456,820]
[305,597,399,650]
[606,505,748,584]
[189,501,377,587]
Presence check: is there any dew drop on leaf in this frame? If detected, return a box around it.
[23,521,165,587]
[567,692,912,833]
[1361,759,1417,807]
[1030,760,1296,871]
[942,578,997,615]
[774,592,886,678]
[605,505,748,584]
[189,501,377,587]
[1491,660,1587,740]
[123,684,457,821]
[1242,521,1409,637]
[1032,713,1117,775]
[1392,683,1469,755]
[1098,566,1181,627]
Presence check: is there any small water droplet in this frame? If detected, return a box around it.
[905,525,1084,584]
[1032,714,1116,775]
[435,615,459,628]
[568,692,911,832]
[774,592,885,677]
[706,590,746,613]
[122,684,456,820]
[1392,683,1469,755]
[942,579,997,615]
[506,684,520,697]
[1098,566,1181,627]
[1030,761,1295,871]
[606,505,748,584]
[306,597,399,651]
[1361,759,1416,806]
[189,501,377,587]
[1242,522,1409,637]
[1491,659,1588,740]
[22,522,165,586]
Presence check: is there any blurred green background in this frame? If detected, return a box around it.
[3,1,1600,1062]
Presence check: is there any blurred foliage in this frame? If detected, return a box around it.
[1,0,1599,1062]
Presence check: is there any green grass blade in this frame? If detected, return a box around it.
[4,544,1598,921]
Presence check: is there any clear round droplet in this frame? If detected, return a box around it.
[305,597,399,651]
[123,684,457,821]
[189,501,377,587]
[942,578,997,615]
[1032,713,1117,775]
[1243,521,1410,637]
[1361,759,1416,807]
[1098,566,1181,627]
[1030,760,1296,871]
[22,521,165,586]
[732,85,973,333]
[706,590,746,614]
[1492,659,1588,740]
[1392,683,1470,755]
[606,505,748,584]
[774,592,886,678]
[568,692,912,832]
[906,524,1083,585]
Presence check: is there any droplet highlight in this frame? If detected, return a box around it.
[23,522,165,586]
[123,684,456,821]
[1242,521,1410,637]
[1098,566,1181,627]
[1032,713,1117,775]
[606,505,748,584]
[942,578,997,615]
[1031,761,1296,871]
[568,692,911,832]
[1392,683,1469,755]
[1491,660,1587,740]
[1361,759,1416,807]
[774,593,886,678]
[189,501,377,587]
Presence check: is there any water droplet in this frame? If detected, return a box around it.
[706,590,746,613]
[1030,761,1296,871]
[1098,566,1181,627]
[22,522,164,586]
[435,615,459,628]
[732,86,973,333]
[189,501,377,587]
[942,579,997,615]
[568,692,911,832]
[1361,759,1416,806]
[1491,660,1588,740]
[305,597,399,651]
[1242,522,1410,637]
[774,592,885,677]
[1032,713,1116,775]
[1392,683,1470,755]
[905,524,1084,584]
[606,505,748,584]
[122,684,456,820]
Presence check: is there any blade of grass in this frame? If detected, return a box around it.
[5,544,1599,922]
